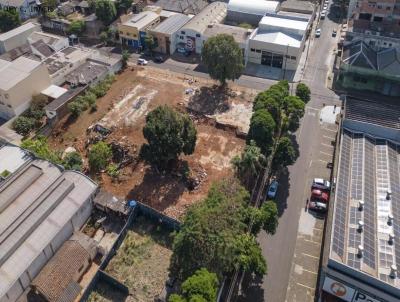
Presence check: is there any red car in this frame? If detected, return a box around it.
[311,189,329,203]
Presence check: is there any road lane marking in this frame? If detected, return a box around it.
[297,282,315,290]
[302,268,318,275]
[302,253,319,259]
[323,135,335,140]
[321,143,333,148]
[319,151,331,156]
[304,238,322,245]
[318,159,329,164]
[322,127,337,133]
[307,107,320,111]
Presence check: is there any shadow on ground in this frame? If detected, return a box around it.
[187,85,233,115]
[236,273,265,302]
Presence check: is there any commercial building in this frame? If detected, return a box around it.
[149,13,191,54]
[0,56,51,120]
[320,97,400,302]
[247,13,311,71]
[0,143,98,302]
[0,22,40,54]
[118,11,161,49]
[280,0,315,15]
[153,0,208,15]
[226,0,280,26]
[178,1,227,54]
[337,40,400,96]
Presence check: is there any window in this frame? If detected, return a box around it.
[387,6,391,10]
[180,35,184,39]
[285,55,290,58]
[250,48,255,52]
[389,43,392,47]
[127,32,131,36]
[291,56,296,60]
[255,49,261,53]
[196,33,200,38]
[377,5,382,9]
[373,16,383,22]
[181,31,185,34]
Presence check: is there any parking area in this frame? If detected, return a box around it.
[285,106,339,301]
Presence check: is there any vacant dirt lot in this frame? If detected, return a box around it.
[48,67,256,219]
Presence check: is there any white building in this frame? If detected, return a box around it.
[227,0,280,26]
[0,56,51,120]
[0,144,98,302]
[248,13,311,72]
[0,22,40,54]
[178,1,227,54]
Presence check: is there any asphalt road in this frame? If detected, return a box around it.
[236,4,343,302]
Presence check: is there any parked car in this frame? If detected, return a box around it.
[137,58,148,65]
[312,178,331,190]
[311,189,329,203]
[154,55,165,63]
[315,28,321,37]
[308,200,327,213]
[267,180,279,199]
[321,11,326,19]
[332,29,337,37]
[323,4,328,10]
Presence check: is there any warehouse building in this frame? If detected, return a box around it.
[247,13,311,72]
[226,0,279,26]
[149,13,191,54]
[0,143,98,302]
[319,97,400,302]
[0,22,40,54]
[177,1,227,54]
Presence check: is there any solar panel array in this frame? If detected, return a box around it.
[351,134,364,200]
[332,130,352,258]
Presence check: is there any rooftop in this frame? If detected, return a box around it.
[151,13,191,35]
[204,23,251,45]
[251,30,302,47]
[227,0,279,15]
[0,146,97,299]
[123,11,160,29]
[0,22,39,42]
[329,98,400,294]
[259,14,309,32]
[0,56,42,91]
[154,0,208,14]
[64,61,108,86]
[41,84,68,99]
[44,47,92,75]
[182,2,227,34]
[280,0,315,14]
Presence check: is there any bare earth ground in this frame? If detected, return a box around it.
[48,67,257,219]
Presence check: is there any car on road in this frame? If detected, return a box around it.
[321,11,326,19]
[332,29,337,37]
[311,189,329,203]
[312,178,331,190]
[267,180,279,199]
[315,28,321,37]
[154,55,165,63]
[323,4,328,10]
[137,58,148,65]
[308,200,327,213]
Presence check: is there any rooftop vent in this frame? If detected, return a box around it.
[358,220,364,232]
[389,232,395,245]
[358,200,364,211]
[388,213,394,226]
[357,245,364,258]
[390,265,397,279]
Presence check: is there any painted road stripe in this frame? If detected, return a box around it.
[302,253,319,259]
[323,135,335,140]
[320,151,331,156]
[297,282,315,290]
[322,127,337,132]
[302,268,318,275]
[304,239,321,245]
[321,143,334,148]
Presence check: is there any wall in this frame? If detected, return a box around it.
[0,24,40,54]
[0,63,51,120]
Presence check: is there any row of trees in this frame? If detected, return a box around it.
[0,9,20,32]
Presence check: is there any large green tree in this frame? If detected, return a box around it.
[21,136,61,164]
[0,9,20,32]
[272,136,298,172]
[68,20,86,36]
[201,34,244,85]
[170,178,278,280]
[232,140,265,190]
[169,268,219,302]
[88,141,112,172]
[12,116,35,136]
[295,83,311,103]
[247,109,276,155]
[95,0,117,25]
[140,105,197,170]
[63,151,83,171]
[282,95,305,132]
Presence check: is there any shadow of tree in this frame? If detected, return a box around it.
[274,167,290,217]
[187,85,232,115]
[126,165,187,213]
[236,273,265,302]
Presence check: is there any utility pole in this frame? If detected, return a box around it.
[283,44,289,80]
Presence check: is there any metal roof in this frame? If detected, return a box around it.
[204,23,251,45]
[123,11,160,30]
[181,2,227,34]
[259,15,309,32]
[0,153,97,299]
[151,13,191,35]
[251,30,302,47]
[0,56,42,91]
[154,0,208,14]
[228,0,279,16]
[0,22,39,42]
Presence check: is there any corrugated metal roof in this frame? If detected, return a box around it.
[182,2,227,34]
[0,22,39,42]
[228,0,279,15]
[151,13,191,35]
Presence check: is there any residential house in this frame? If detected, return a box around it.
[0,0,39,20]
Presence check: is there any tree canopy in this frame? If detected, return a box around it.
[272,136,298,171]
[169,268,219,302]
[95,0,117,25]
[88,141,112,172]
[295,83,311,103]
[140,105,197,170]
[0,9,20,32]
[63,151,83,171]
[68,20,85,36]
[21,136,62,164]
[201,34,244,85]
[247,109,276,155]
[12,116,35,136]
[170,178,278,280]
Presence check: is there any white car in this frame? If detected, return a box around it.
[321,11,326,19]
[315,28,322,37]
[323,4,328,10]
[312,178,331,190]
[137,58,148,65]
[267,180,279,199]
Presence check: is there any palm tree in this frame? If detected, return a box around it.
[232,141,266,190]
